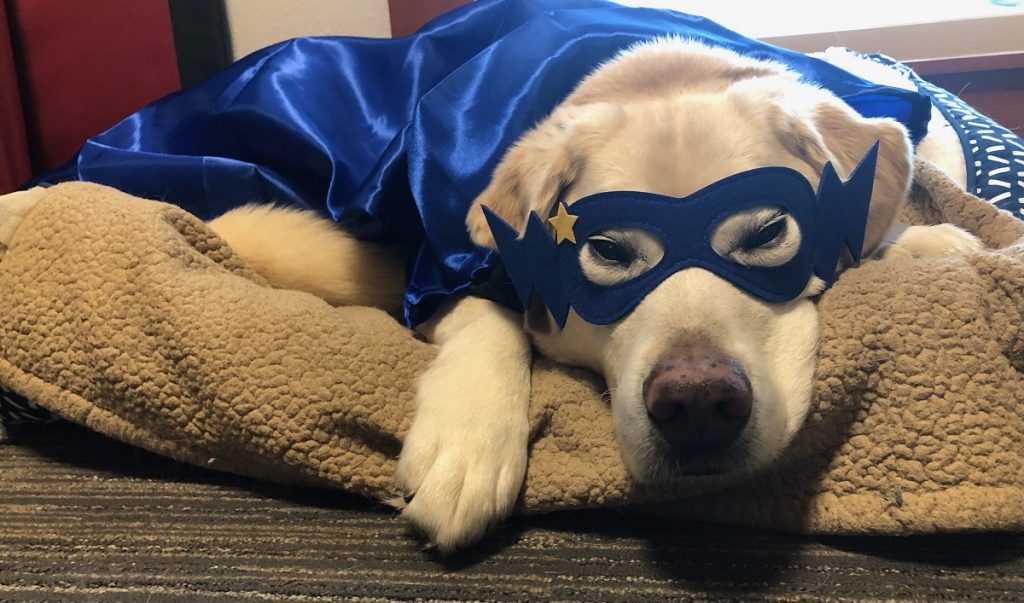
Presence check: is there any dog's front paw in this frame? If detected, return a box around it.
[879,223,983,260]
[395,411,527,553]
[396,295,532,553]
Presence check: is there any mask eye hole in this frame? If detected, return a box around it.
[711,206,801,267]
[581,228,664,286]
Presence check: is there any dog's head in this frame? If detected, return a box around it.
[466,40,912,484]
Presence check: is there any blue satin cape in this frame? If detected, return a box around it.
[37,0,931,326]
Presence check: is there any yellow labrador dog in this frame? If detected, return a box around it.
[208,39,979,551]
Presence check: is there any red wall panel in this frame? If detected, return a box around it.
[8,0,181,173]
[0,0,30,193]
[389,0,470,37]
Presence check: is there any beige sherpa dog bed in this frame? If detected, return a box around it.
[0,159,1021,535]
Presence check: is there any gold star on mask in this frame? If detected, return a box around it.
[547,202,578,245]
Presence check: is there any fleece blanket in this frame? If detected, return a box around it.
[0,160,1022,534]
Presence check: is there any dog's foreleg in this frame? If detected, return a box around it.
[396,295,531,553]
[874,221,983,260]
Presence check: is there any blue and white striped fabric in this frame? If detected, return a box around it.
[940,91,1024,214]
[868,53,1024,219]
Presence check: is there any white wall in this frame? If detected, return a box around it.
[224,0,392,60]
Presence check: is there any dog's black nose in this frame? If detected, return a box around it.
[643,343,752,452]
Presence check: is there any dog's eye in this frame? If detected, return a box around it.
[710,206,801,268]
[580,229,664,286]
[589,236,635,265]
[740,219,786,251]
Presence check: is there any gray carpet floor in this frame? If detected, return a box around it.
[2,422,1022,602]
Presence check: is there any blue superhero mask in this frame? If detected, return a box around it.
[483,141,879,328]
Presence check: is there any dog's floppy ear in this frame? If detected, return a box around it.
[737,81,913,258]
[466,102,621,248]
[793,98,911,258]
[801,101,912,257]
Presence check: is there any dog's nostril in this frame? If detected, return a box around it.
[646,391,681,421]
[646,388,752,452]
[715,395,750,420]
